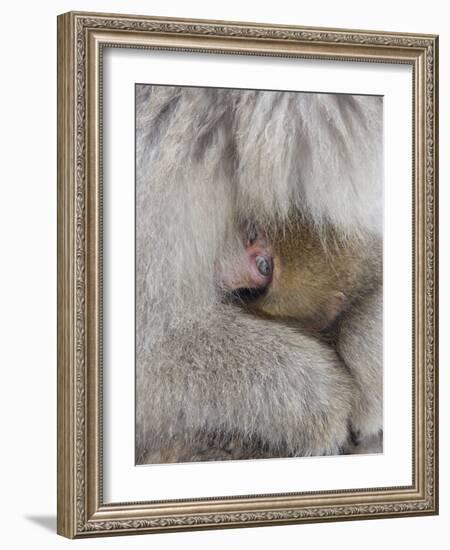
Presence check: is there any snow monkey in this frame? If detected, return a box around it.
[135,84,383,464]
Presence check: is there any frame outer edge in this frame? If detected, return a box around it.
[63,10,438,40]
[431,35,439,515]
[57,12,76,539]
[56,10,439,537]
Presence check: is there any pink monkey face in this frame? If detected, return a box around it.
[219,225,273,292]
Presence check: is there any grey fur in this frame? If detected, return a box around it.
[338,287,383,451]
[136,85,383,463]
[137,306,354,463]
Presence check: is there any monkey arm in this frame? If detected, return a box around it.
[337,287,383,451]
[136,306,354,464]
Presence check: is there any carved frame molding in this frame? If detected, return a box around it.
[57,11,438,538]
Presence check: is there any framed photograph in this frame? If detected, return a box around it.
[57,11,439,538]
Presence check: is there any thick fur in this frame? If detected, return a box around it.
[137,306,353,463]
[136,85,383,463]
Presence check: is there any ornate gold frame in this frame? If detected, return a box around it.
[57,11,439,538]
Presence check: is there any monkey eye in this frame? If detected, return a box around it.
[255,255,272,277]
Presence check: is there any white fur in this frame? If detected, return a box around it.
[135,85,383,462]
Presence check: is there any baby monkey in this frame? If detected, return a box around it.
[219,220,383,453]
[220,221,381,333]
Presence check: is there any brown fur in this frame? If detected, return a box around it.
[247,224,382,332]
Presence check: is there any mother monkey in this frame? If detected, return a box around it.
[135,85,383,463]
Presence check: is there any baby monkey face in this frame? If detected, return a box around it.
[219,224,274,293]
[221,223,349,331]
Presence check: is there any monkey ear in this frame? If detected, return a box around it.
[324,291,348,328]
